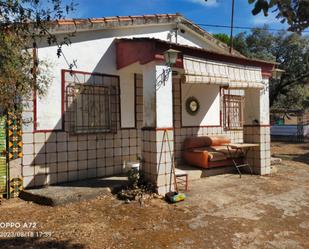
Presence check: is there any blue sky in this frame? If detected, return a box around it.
[66,0,289,35]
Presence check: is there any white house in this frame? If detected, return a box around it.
[20,14,275,194]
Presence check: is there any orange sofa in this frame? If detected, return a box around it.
[183,136,243,169]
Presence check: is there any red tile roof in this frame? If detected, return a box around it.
[49,13,276,62]
[56,14,179,26]
[49,13,239,56]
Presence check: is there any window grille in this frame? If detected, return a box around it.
[223,94,244,130]
[65,71,118,134]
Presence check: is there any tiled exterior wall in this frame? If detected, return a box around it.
[21,73,270,189]
[172,79,244,165]
[244,126,271,174]
[142,129,175,195]
[22,74,144,188]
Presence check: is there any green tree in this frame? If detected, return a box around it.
[0,0,75,110]
[273,85,309,110]
[213,28,309,109]
[232,32,251,57]
[212,33,231,46]
[244,26,276,61]
[205,0,309,33]
[212,33,251,56]
[249,0,309,33]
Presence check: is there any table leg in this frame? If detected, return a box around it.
[226,145,256,177]
[235,148,254,178]
[243,148,253,175]
[233,158,243,178]
[227,146,242,178]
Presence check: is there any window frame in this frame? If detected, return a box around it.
[223,93,244,130]
[63,70,119,134]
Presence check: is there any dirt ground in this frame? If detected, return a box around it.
[0,142,308,249]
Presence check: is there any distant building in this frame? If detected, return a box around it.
[271,109,309,142]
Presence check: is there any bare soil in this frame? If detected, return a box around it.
[271,142,309,164]
[0,142,308,249]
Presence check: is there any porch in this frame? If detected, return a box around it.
[116,38,273,194]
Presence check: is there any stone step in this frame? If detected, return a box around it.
[19,176,128,206]
[176,164,237,181]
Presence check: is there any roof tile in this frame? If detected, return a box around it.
[50,14,246,58]
[56,14,179,26]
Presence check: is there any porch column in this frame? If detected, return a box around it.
[142,62,174,195]
[244,78,271,175]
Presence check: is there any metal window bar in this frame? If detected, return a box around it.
[66,83,117,134]
[223,94,244,130]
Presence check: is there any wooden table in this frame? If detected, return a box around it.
[222,143,260,178]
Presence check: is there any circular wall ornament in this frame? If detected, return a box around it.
[185,96,200,115]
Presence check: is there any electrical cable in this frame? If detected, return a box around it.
[196,23,309,33]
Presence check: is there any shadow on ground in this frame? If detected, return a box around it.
[273,153,309,165]
[57,178,127,190]
[271,142,309,165]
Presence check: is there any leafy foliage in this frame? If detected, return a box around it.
[273,85,309,110]
[212,33,231,46]
[213,28,309,109]
[205,0,309,33]
[249,0,309,33]
[0,0,75,111]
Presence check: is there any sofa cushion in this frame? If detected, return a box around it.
[211,145,244,158]
[183,150,209,168]
[208,136,231,146]
[210,145,228,152]
[191,147,211,153]
[192,147,227,162]
[208,151,228,162]
[183,137,212,150]
[192,145,243,159]
[183,136,231,150]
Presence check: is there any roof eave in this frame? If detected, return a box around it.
[116,38,276,78]
[46,14,181,34]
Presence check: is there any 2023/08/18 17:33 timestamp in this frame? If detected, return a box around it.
[0,231,53,238]
[0,222,53,238]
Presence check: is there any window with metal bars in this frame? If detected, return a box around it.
[65,70,118,134]
[223,94,244,130]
